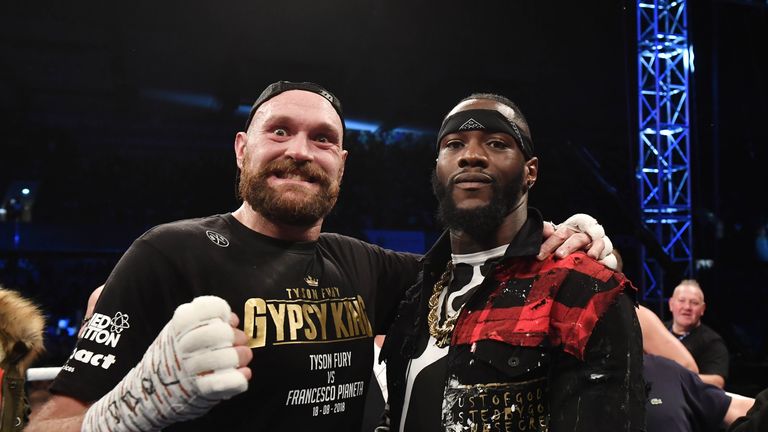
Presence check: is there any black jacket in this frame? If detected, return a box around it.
[380,210,646,431]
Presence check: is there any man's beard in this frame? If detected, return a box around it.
[431,170,524,241]
[239,157,340,226]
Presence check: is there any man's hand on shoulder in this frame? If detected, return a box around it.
[539,213,617,269]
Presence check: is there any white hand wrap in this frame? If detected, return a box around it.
[559,213,617,269]
[560,213,602,239]
[82,296,248,432]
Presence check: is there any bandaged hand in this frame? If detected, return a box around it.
[82,296,252,432]
[538,213,617,270]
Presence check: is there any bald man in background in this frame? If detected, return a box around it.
[666,279,730,388]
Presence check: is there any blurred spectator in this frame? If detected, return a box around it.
[0,285,46,430]
[644,354,753,432]
[27,284,105,419]
[666,279,730,389]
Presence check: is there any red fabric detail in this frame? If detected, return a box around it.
[0,367,4,404]
[548,288,623,358]
[452,252,634,360]
[510,253,616,282]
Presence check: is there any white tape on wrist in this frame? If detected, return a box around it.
[599,235,614,260]
[600,253,618,271]
[560,213,599,235]
[560,213,616,268]
[82,296,247,432]
[585,224,605,241]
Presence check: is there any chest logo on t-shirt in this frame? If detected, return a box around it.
[243,290,373,348]
[205,230,230,247]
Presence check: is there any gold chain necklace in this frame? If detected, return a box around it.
[427,261,457,348]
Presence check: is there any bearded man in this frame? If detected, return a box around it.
[380,93,646,432]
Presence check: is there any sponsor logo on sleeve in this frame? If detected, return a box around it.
[62,348,117,372]
[62,311,129,373]
[81,312,130,348]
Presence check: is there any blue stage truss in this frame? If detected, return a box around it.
[637,0,694,303]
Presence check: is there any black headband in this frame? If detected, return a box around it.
[436,109,534,159]
[244,81,346,138]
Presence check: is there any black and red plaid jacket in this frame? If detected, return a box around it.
[381,209,646,431]
[453,249,632,361]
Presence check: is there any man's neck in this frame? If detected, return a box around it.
[232,203,323,242]
[449,207,527,255]
[671,321,700,335]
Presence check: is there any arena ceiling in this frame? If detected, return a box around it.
[1,1,634,144]
[1,0,766,256]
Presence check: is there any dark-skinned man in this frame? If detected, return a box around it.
[380,93,646,432]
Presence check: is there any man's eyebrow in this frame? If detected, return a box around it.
[261,115,340,137]
[312,122,341,138]
[259,114,297,128]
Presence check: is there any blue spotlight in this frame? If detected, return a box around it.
[344,119,381,132]
[143,89,222,110]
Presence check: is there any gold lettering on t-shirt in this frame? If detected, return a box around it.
[243,295,372,348]
[268,303,287,341]
[287,304,304,340]
[244,298,267,348]
[312,304,328,339]
[302,304,318,340]
[284,287,342,300]
[331,302,349,338]
[345,300,366,337]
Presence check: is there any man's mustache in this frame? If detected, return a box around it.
[449,170,496,185]
[258,159,332,187]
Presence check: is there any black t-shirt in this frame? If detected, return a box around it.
[666,322,730,379]
[50,213,419,431]
[644,354,731,432]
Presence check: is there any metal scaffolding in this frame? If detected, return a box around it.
[636,0,694,304]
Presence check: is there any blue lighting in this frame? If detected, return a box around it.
[392,126,435,136]
[236,104,251,117]
[636,0,694,301]
[143,89,222,110]
[58,318,70,329]
[344,119,381,132]
[688,45,695,73]
[145,92,430,138]
[642,127,684,136]
[233,105,383,133]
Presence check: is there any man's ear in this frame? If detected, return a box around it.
[525,157,539,186]
[338,149,349,179]
[234,132,247,169]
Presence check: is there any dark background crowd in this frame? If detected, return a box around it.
[1,0,767,399]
